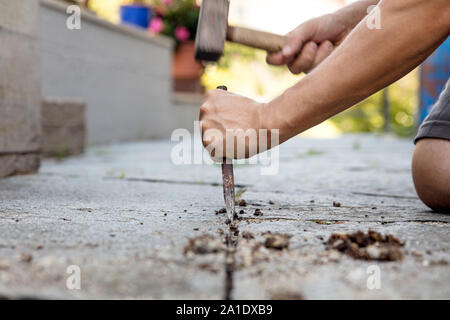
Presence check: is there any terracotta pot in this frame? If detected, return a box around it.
[172,41,204,93]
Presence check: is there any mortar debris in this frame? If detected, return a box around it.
[241,231,255,240]
[271,291,304,300]
[198,263,220,273]
[313,220,342,225]
[333,201,341,207]
[215,208,227,215]
[184,234,225,256]
[264,233,292,250]
[254,209,263,216]
[326,230,404,261]
[20,253,33,263]
[237,199,247,207]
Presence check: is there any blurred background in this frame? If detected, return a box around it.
[61,0,450,139]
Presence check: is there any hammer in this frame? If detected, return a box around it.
[194,0,287,62]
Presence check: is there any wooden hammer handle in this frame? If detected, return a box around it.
[227,26,287,53]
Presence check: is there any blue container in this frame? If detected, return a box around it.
[120,5,152,29]
[419,37,450,122]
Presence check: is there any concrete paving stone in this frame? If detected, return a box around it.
[0,134,448,299]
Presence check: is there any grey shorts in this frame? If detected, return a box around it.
[415,79,450,144]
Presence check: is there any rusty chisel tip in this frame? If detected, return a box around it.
[222,162,235,223]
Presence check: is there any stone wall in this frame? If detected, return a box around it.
[39,0,200,145]
[0,0,41,177]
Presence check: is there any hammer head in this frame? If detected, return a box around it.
[194,0,229,62]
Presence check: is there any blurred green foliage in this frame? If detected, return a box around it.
[202,44,419,137]
[330,72,418,137]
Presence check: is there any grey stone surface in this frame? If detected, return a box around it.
[39,0,199,146]
[0,0,41,177]
[0,135,448,299]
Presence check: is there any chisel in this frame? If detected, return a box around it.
[216,85,235,222]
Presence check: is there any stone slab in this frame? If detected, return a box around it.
[0,135,448,299]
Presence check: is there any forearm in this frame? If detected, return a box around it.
[334,0,381,34]
[267,0,450,142]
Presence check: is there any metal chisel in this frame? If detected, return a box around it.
[216,85,235,222]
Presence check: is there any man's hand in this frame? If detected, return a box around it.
[267,0,381,74]
[199,90,269,161]
[267,14,349,74]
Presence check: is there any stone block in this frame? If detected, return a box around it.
[0,0,41,177]
[41,98,85,157]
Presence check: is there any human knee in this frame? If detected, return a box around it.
[412,139,450,213]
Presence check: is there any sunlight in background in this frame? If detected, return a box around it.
[88,0,131,23]
[229,0,344,34]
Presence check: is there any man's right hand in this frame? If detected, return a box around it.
[267,14,351,74]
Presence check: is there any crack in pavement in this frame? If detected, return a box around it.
[239,217,450,224]
[224,220,240,300]
[110,176,249,188]
[351,191,418,200]
[40,172,251,188]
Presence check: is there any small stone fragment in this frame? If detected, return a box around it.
[254,209,263,216]
[333,201,341,207]
[326,230,404,261]
[241,231,255,240]
[215,208,227,215]
[264,233,292,250]
[271,291,304,300]
[198,263,220,273]
[20,253,33,263]
[237,199,247,207]
[184,234,225,255]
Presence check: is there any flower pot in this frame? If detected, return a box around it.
[172,41,204,93]
[120,5,152,29]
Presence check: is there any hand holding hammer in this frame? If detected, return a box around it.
[195,0,287,62]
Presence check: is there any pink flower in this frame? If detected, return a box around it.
[149,17,164,34]
[175,26,190,42]
[162,0,173,4]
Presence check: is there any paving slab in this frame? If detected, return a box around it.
[0,134,448,299]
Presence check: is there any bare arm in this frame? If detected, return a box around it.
[200,0,450,159]
[265,0,450,143]
[268,0,381,73]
